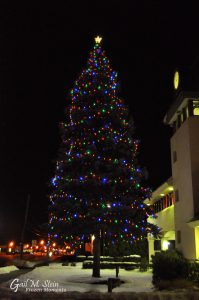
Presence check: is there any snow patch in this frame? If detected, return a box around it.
[0,263,154,293]
[0,265,19,274]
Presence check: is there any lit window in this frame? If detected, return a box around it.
[193,100,199,116]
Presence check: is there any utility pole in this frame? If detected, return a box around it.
[20,194,30,259]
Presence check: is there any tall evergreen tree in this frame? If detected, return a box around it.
[48,36,158,262]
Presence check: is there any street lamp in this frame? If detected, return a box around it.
[8,241,14,253]
[9,241,14,247]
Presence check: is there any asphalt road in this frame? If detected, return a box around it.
[0,254,61,284]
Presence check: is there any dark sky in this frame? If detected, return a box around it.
[1,2,199,243]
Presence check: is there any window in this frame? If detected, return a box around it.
[168,240,175,250]
[180,112,184,123]
[175,190,179,202]
[154,240,161,251]
[172,121,177,133]
[173,151,177,163]
[186,106,189,118]
[153,192,174,213]
[153,199,163,213]
[188,101,193,117]
[193,100,199,116]
[167,193,174,206]
[177,230,181,244]
[177,114,181,128]
[182,107,187,122]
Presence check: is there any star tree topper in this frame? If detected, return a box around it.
[95,36,102,44]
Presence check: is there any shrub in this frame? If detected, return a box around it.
[139,257,149,272]
[61,255,76,262]
[152,250,190,286]
[82,261,139,269]
[188,261,199,286]
[76,255,141,263]
[157,278,194,290]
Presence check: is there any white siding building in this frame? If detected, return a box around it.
[147,72,199,260]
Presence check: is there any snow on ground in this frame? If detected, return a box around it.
[0,266,19,275]
[0,262,153,293]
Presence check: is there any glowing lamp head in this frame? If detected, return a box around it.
[40,240,45,245]
[9,241,14,247]
[95,36,102,44]
[162,240,170,251]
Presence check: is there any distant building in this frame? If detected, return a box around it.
[0,245,7,253]
[146,70,199,260]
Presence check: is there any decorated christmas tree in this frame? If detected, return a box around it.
[48,36,158,265]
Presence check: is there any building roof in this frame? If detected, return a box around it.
[163,91,199,125]
[144,177,173,205]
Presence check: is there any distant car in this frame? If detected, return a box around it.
[33,251,45,256]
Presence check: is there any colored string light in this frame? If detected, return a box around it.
[48,37,159,251]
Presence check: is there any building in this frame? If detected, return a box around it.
[146,178,175,258]
[147,70,199,260]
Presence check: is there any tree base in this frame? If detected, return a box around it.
[92,268,101,278]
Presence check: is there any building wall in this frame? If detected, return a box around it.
[148,204,175,255]
[148,205,175,233]
[189,118,199,216]
[170,116,199,259]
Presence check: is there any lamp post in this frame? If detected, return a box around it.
[20,194,30,259]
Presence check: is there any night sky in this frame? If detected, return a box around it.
[1,2,199,243]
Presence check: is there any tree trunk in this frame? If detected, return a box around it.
[101,229,104,256]
[92,234,101,277]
